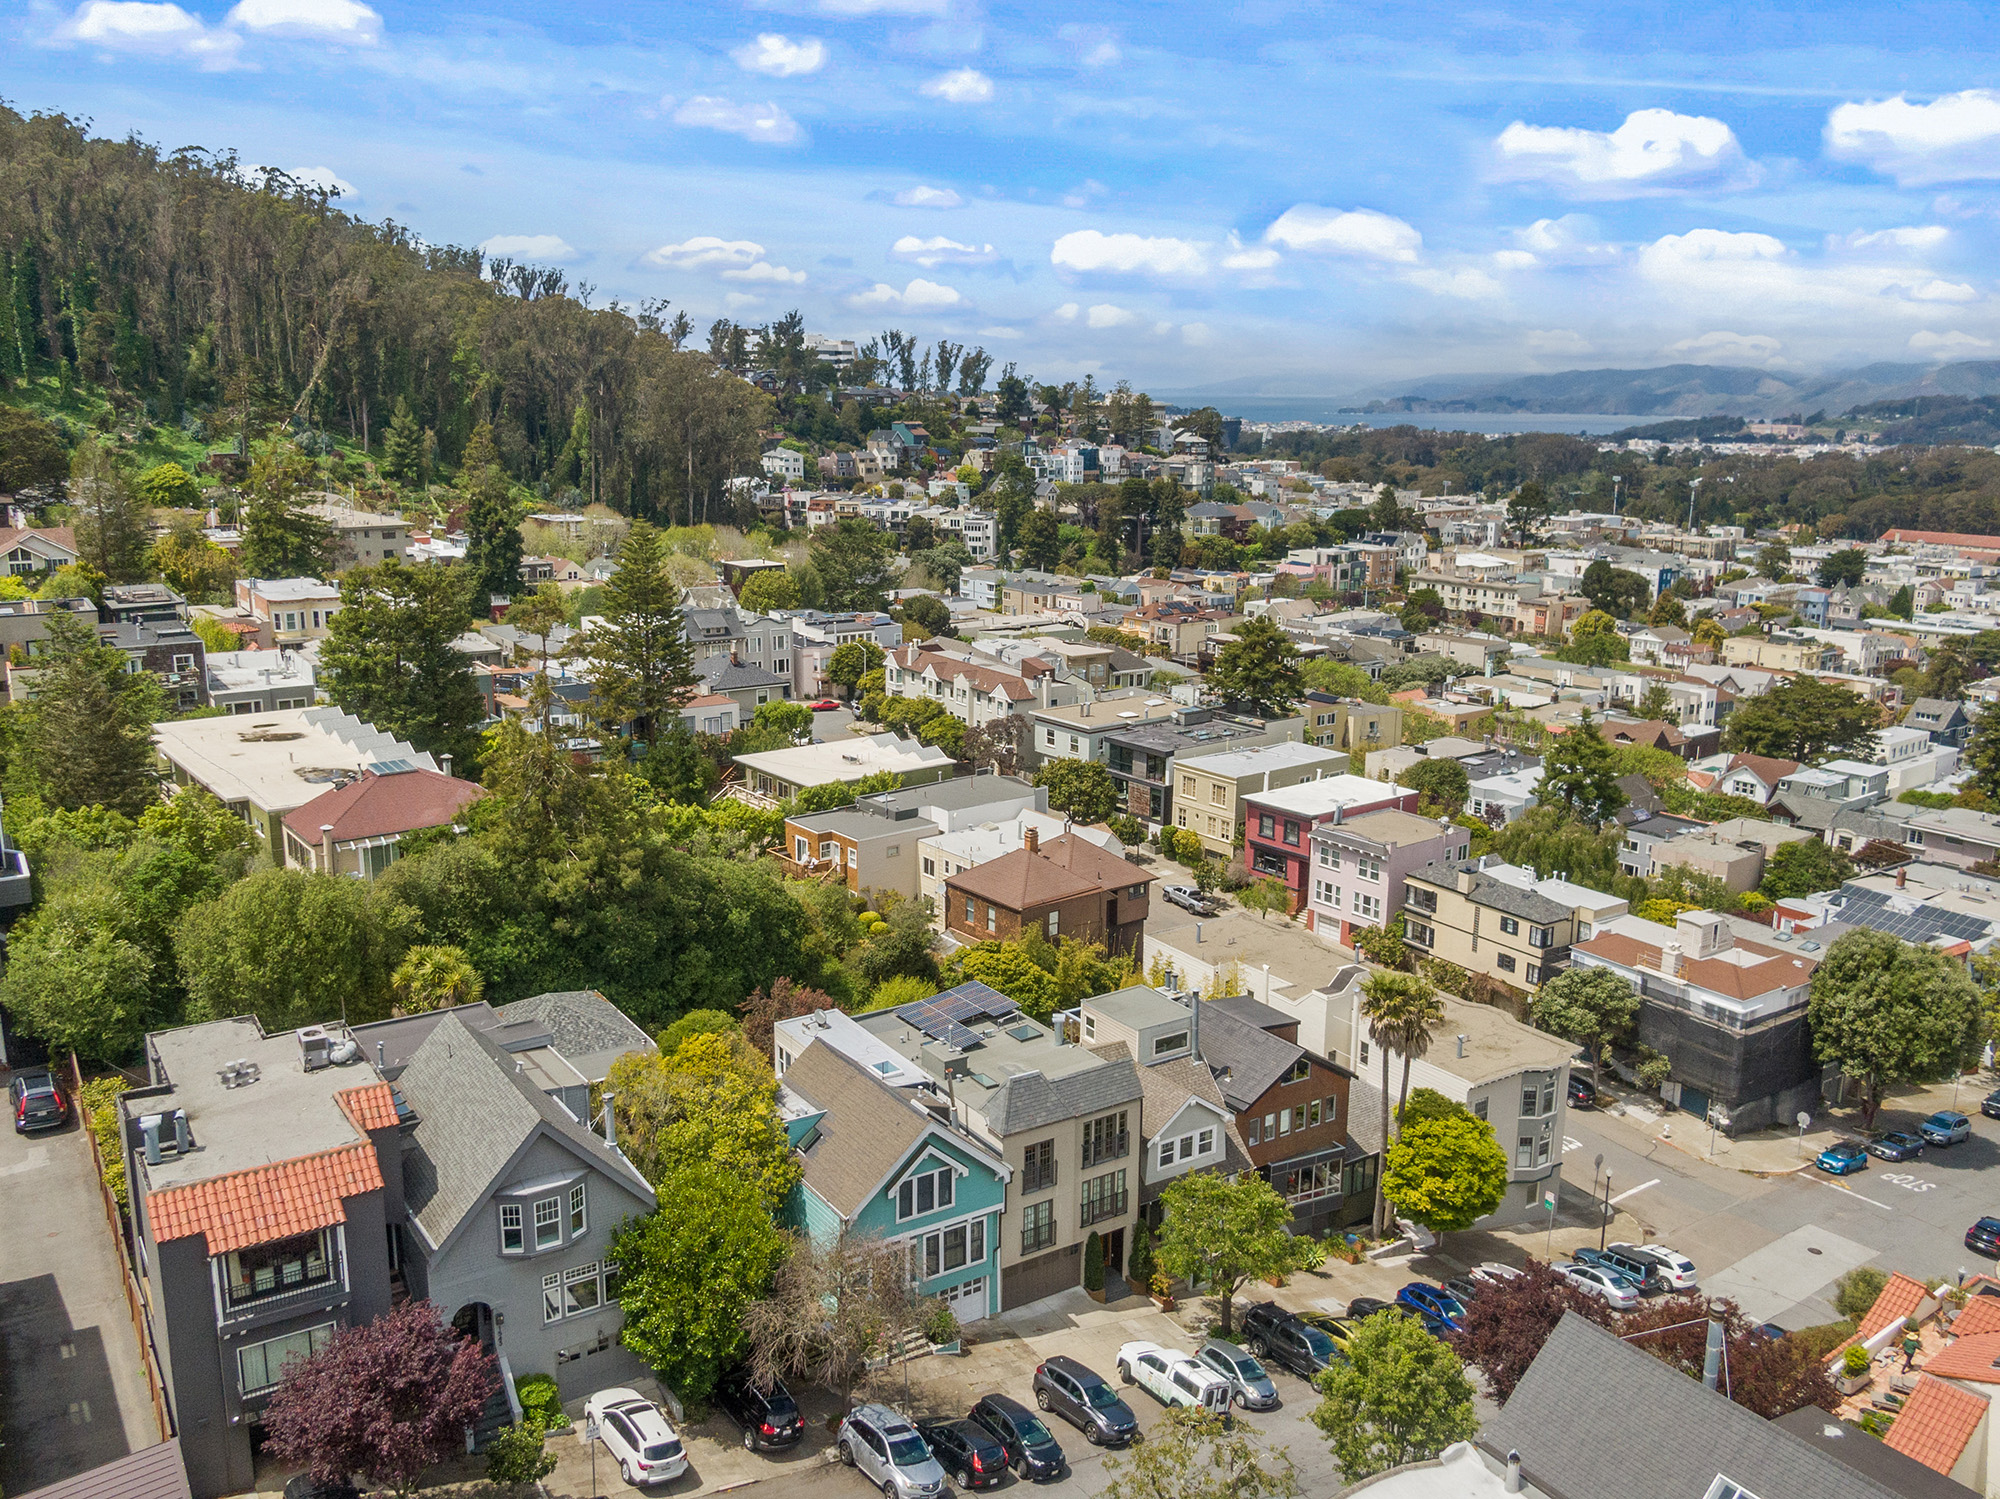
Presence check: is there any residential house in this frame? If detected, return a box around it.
[1127,600,1233,661]
[761,447,807,482]
[1027,691,1182,769]
[155,707,440,854]
[1305,809,1468,945]
[0,596,97,696]
[518,555,588,586]
[1723,633,1840,673]
[1644,819,1818,893]
[943,827,1155,957]
[788,986,1147,1308]
[682,606,793,683]
[1465,758,1545,824]
[1909,697,1973,750]
[1301,694,1405,757]
[204,648,316,715]
[679,692,741,736]
[778,773,1045,897]
[0,524,78,576]
[696,653,793,714]
[234,578,341,645]
[1419,629,1511,675]
[1242,776,1421,914]
[1769,761,1893,832]
[305,500,411,569]
[1401,857,1624,993]
[1572,908,1823,1132]
[884,643,1079,728]
[1172,742,1352,857]
[1596,715,1714,759]
[1866,725,1960,794]
[731,732,955,804]
[777,1039,1010,1321]
[1615,810,1709,879]
[1017,637,1155,692]
[99,619,207,710]
[788,610,902,698]
[1903,807,2000,870]
[488,990,657,1085]
[1104,707,1307,825]
[1707,751,1802,806]
[279,764,487,877]
[919,811,1122,925]
[998,571,1068,615]
[102,582,188,625]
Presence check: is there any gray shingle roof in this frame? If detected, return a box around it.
[1194,1006,1304,1113]
[1488,1313,1899,1499]
[1413,860,1570,923]
[781,1040,932,1220]
[699,657,789,691]
[986,1050,1143,1135]
[396,1011,653,1251]
[492,990,655,1082]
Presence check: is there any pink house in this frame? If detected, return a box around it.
[1241,774,1419,915]
[1306,809,1468,945]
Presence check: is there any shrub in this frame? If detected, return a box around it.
[1126,1225,1154,1287]
[1416,955,1470,997]
[79,1075,131,1209]
[920,1297,961,1347]
[1084,1231,1105,1292]
[514,1373,570,1432]
[1843,1345,1871,1378]
[485,1420,557,1483]
[1834,1267,1890,1322]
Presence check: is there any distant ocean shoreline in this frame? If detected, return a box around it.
[1159,398,1644,435]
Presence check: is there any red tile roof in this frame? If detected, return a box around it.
[149,1143,384,1255]
[1862,1273,1934,1339]
[1953,1296,2000,1338]
[1915,1331,2000,1384]
[1883,1376,1989,1473]
[1883,528,2000,552]
[1573,928,1818,1004]
[280,767,485,847]
[336,1083,399,1133]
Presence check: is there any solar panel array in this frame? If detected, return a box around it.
[1834,889,1994,945]
[896,983,1023,1051]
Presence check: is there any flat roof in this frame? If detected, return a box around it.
[851,1001,1104,1113]
[153,708,434,815]
[247,577,338,600]
[1083,985,1198,1031]
[733,732,955,785]
[1244,773,1405,817]
[1030,691,1175,729]
[1175,740,1346,780]
[133,1017,385,1190]
[1317,807,1456,849]
[1144,901,1356,1000]
[1423,993,1580,1085]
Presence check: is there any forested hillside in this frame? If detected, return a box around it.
[0,105,765,523]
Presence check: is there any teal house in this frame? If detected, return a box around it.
[778,1038,1010,1322]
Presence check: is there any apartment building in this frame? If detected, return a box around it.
[1172,742,1352,857]
[733,732,954,804]
[234,577,342,645]
[1103,708,1306,825]
[1241,775,1420,914]
[1300,694,1406,757]
[1722,633,1840,673]
[1401,857,1626,993]
[1027,690,1181,768]
[1306,809,1467,945]
[1410,568,1524,625]
[305,499,411,569]
[778,773,1045,898]
[884,642,1081,727]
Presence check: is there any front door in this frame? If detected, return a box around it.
[1103,1228,1125,1280]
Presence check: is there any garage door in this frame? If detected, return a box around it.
[943,1276,988,1321]
[1002,1245,1080,1309]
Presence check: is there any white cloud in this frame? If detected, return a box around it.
[1057,23,1120,66]
[977,325,1021,338]
[848,278,963,310]
[892,234,996,267]
[1086,303,1137,328]
[646,236,767,272]
[61,2,242,63]
[1403,267,1503,300]
[1263,205,1421,263]
[893,185,963,209]
[921,68,994,105]
[1839,225,1951,251]
[1053,303,1079,321]
[1911,330,1994,352]
[732,33,826,77]
[1152,321,1174,336]
[1636,226,1978,315]
[1505,215,1619,263]
[1221,232,1280,272]
[1526,329,1593,356]
[1828,90,2000,185]
[1664,330,1784,364]
[724,261,807,284]
[479,234,577,262]
[673,96,802,145]
[1490,250,1538,271]
[225,0,380,40]
[1494,109,1747,195]
[1052,229,1207,277]
[1181,322,1211,346]
[286,165,355,197]
[723,292,763,312]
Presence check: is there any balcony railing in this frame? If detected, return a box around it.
[220,1249,344,1324]
[1405,886,1438,914]
[1079,1190,1129,1227]
[1081,1133,1129,1169]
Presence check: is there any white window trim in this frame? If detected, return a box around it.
[569,1181,587,1236]
[533,1195,562,1249]
[500,1203,524,1253]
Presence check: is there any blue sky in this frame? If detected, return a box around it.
[10,0,2000,394]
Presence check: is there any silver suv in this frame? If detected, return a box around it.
[838,1403,947,1499]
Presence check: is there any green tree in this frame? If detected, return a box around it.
[957,942,1062,1019]
[1016,508,1062,570]
[739,569,800,614]
[1531,967,1640,1089]
[752,699,814,744]
[1918,643,1970,703]
[1238,876,1292,922]
[1153,1172,1311,1335]
[390,944,485,1013]
[136,461,201,510]
[1358,971,1444,1234]
[1757,541,1792,580]
[902,593,953,638]
[504,583,569,668]
[575,521,700,747]
[1818,548,1868,587]
[1032,758,1120,823]
[810,519,896,610]
[69,437,152,581]
[239,442,335,578]
[827,639,887,694]
[1759,839,1854,899]
[606,1032,801,1209]
[484,1423,557,1485]
[0,882,155,1061]
[1538,711,1628,826]
[0,407,69,494]
[1507,480,1547,535]
[1807,929,1985,1127]
[1967,702,2000,802]
[1208,616,1304,715]
[319,560,485,770]
[1580,560,1648,618]
[656,1007,739,1053]
[380,395,426,485]
[460,420,524,607]
[1381,1112,1510,1236]
[153,512,236,601]
[1397,757,1469,814]
[21,609,162,816]
[1834,1267,1890,1322]
[1721,676,1880,763]
[1312,1310,1478,1481]
[607,1162,787,1403]
[1099,1408,1299,1499]
[1636,679,1677,721]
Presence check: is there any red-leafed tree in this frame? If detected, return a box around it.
[263,1299,498,1496]
[738,976,835,1055]
[1448,1259,1618,1403]
[1618,1294,1838,1418]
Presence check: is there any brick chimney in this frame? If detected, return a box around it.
[1025,826,1040,855]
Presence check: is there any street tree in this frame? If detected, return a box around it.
[1721,676,1880,764]
[20,608,162,816]
[1531,967,1639,1089]
[1580,560,1649,618]
[1153,1172,1312,1335]
[1807,929,1985,1127]
[1237,876,1293,922]
[574,521,700,746]
[1312,1309,1478,1481]
[1032,758,1120,823]
[1538,711,1628,826]
[1099,1408,1299,1499]
[1451,1258,1617,1402]
[239,442,335,578]
[1758,839,1854,899]
[1757,541,1792,579]
[1817,549,1868,588]
[390,944,485,1013]
[505,583,570,670]
[319,559,485,770]
[827,638,886,695]
[262,1300,497,1497]
[1358,971,1444,1234]
[1381,1112,1510,1237]
[739,569,799,614]
[1397,757,1469,814]
[607,1162,787,1403]
[1207,616,1304,715]
[743,1233,914,1413]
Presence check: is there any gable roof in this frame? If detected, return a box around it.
[1915,1331,2000,1385]
[14,1437,193,1499]
[1949,1295,2000,1338]
[280,767,486,846]
[986,1047,1143,1136]
[1194,1004,1307,1112]
[0,526,77,559]
[1863,1273,1945,1339]
[780,1039,937,1220]
[1884,1376,1989,1476]
[1724,751,1802,788]
[394,1011,653,1252]
[149,1142,384,1256]
[1089,1041,1253,1174]
[946,832,1153,911]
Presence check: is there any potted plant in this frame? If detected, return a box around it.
[1125,1225,1155,1297]
[1149,1270,1176,1312]
[920,1297,962,1354]
[1838,1343,1874,1396]
[1084,1232,1106,1303]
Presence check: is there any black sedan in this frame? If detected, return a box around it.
[918,1419,1009,1490]
[1968,1218,2000,1257]
[1983,1090,2000,1122]
[1568,1075,1597,1109]
[1346,1297,1405,1320]
[1866,1131,1925,1162]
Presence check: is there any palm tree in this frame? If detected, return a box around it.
[1358,971,1445,1236]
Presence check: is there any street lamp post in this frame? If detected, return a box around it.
[1600,1169,1613,1251]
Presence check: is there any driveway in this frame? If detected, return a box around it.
[0,1082,159,1493]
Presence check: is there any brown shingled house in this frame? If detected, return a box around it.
[944,828,1156,956]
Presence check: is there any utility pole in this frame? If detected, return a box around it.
[1600,1169,1613,1250]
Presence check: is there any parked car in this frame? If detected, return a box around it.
[967,1393,1065,1480]
[1610,1243,1698,1291]
[1443,1276,1485,1305]
[585,1388,689,1487]
[1294,1310,1361,1352]
[916,1419,1008,1491]
[1034,1355,1138,1446]
[1195,1340,1280,1410]
[838,1403,947,1499]
[1573,1246,1666,1295]
[1750,1323,1789,1344]
[1816,1140,1869,1176]
[1469,1263,1524,1286]
[1239,1302,1341,1376]
[714,1365,804,1450]
[811,698,841,711]
[1346,1296,1404,1320]
[1116,1342,1233,1415]
[1552,1262,1641,1310]
[1866,1131,1925,1162]
[10,1068,68,1133]
[1983,1089,2000,1122]
[1162,884,1218,916]
[1397,1283,1469,1332]
[1921,1112,1972,1147]
[1567,1075,1597,1109]
[1967,1217,2000,1256]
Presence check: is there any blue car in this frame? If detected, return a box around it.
[1921,1112,1972,1147]
[1396,1283,1467,1333]
[1817,1140,1869,1175]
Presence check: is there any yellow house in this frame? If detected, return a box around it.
[1172,742,1350,856]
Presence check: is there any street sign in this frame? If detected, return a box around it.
[1543,1192,1556,1210]
[1796,1112,1811,1130]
